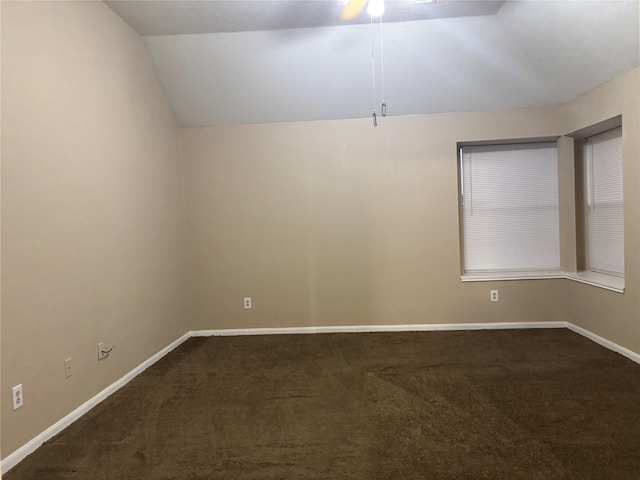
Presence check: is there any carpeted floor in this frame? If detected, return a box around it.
[5,329,640,479]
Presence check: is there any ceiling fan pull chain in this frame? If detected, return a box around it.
[379,15,386,117]
[370,15,377,127]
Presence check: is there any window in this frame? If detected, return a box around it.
[460,142,560,278]
[583,127,624,278]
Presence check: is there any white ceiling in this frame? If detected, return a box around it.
[104,0,506,34]
[106,0,639,126]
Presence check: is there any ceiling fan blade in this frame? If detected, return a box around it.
[340,0,367,20]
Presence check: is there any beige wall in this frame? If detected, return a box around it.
[182,108,570,331]
[182,69,639,353]
[1,1,186,457]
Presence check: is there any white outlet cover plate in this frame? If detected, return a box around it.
[12,384,23,410]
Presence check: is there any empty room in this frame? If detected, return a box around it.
[1,0,639,478]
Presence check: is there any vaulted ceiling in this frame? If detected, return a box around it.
[106,0,639,126]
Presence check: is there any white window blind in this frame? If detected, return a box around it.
[461,143,560,274]
[585,127,624,277]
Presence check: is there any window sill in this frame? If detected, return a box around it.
[564,272,624,293]
[461,271,564,282]
[461,270,624,293]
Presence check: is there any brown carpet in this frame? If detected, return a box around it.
[5,329,640,479]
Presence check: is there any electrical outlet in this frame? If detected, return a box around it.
[490,290,499,302]
[65,357,73,378]
[243,297,252,309]
[12,384,23,411]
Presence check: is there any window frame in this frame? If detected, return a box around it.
[568,123,625,292]
[458,138,562,281]
[457,119,625,294]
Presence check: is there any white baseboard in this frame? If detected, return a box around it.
[566,322,640,364]
[190,321,567,337]
[1,332,192,474]
[3,321,639,473]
